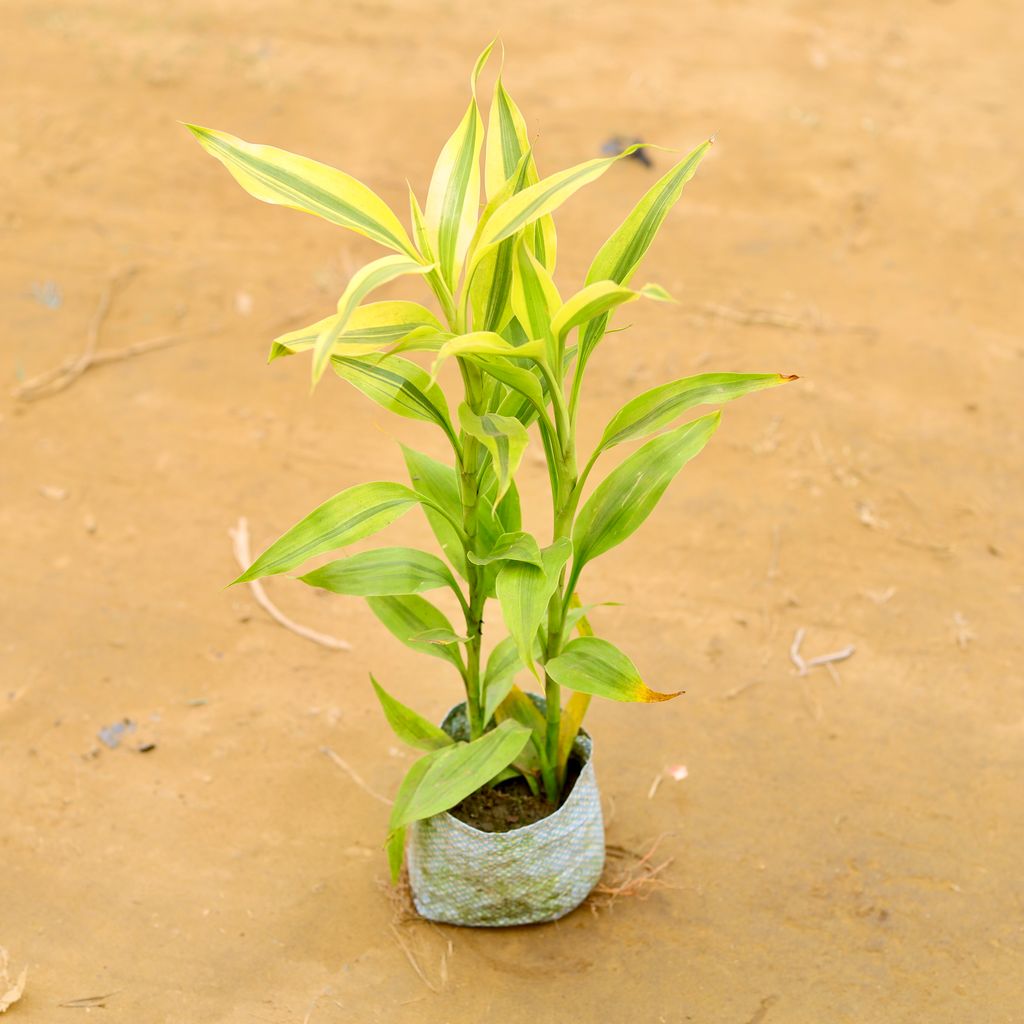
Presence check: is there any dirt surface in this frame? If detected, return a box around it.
[2,2,1022,1022]
[450,757,582,832]
[450,777,558,833]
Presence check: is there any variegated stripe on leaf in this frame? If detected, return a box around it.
[570,412,721,587]
[331,354,456,446]
[269,301,443,363]
[476,143,646,254]
[185,125,417,256]
[429,331,546,385]
[511,241,561,358]
[231,482,423,584]
[596,371,797,453]
[574,140,712,389]
[312,255,433,385]
[424,42,493,288]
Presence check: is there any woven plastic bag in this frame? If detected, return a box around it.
[406,701,605,927]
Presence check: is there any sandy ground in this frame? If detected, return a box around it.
[2,1,1023,1021]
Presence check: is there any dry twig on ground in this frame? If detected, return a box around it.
[321,746,392,805]
[12,267,218,401]
[229,517,351,651]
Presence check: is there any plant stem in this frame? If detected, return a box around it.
[457,358,486,739]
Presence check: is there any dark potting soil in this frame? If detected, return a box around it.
[449,756,583,833]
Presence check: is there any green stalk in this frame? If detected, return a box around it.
[538,347,579,803]
[456,357,487,740]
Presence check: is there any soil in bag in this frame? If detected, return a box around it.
[449,756,584,833]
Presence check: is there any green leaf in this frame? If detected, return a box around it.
[299,547,458,597]
[185,124,417,256]
[598,372,797,452]
[312,255,432,385]
[402,446,469,579]
[331,354,455,442]
[471,151,533,334]
[545,636,680,702]
[477,143,647,251]
[482,635,522,725]
[463,354,547,418]
[424,42,493,287]
[587,140,712,288]
[458,404,529,502]
[511,239,560,347]
[371,675,455,752]
[365,595,464,670]
[572,412,721,578]
[550,280,640,351]
[495,538,573,677]
[482,79,557,272]
[385,825,407,882]
[411,627,469,646]
[485,77,531,200]
[269,301,443,363]
[232,482,422,584]
[388,719,532,830]
[492,478,522,535]
[578,140,712,368]
[429,332,545,383]
[468,530,543,569]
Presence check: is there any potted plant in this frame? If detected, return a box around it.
[187,43,795,927]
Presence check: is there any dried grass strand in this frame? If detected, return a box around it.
[229,517,351,651]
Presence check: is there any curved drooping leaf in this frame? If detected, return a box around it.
[331,354,455,442]
[425,42,493,287]
[597,372,798,453]
[468,531,543,569]
[458,404,528,502]
[545,636,680,702]
[482,635,522,725]
[551,280,637,343]
[429,332,545,383]
[371,675,454,752]
[577,140,712,369]
[496,538,573,677]
[232,482,422,584]
[571,412,721,580]
[388,719,533,832]
[300,547,458,597]
[365,594,465,670]
[269,301,443,363]
[465,354,547,418]
[313,256,433,385]
[185,124,417,256]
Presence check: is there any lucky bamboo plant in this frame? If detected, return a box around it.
[187,43,795,878]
